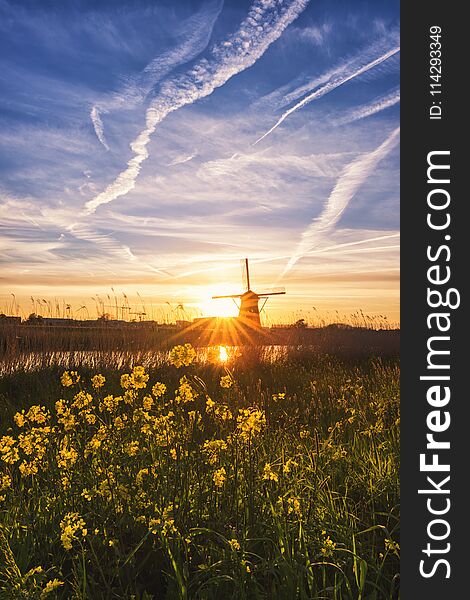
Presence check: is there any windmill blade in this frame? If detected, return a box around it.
[241,259,248,292]
[258,286,286,297]
[212,293,243,299]
[258,291,286,297]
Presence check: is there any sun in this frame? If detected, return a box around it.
[197,285,240,318]
[218,346,229,362]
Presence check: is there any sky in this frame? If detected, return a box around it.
[0,0,400,325]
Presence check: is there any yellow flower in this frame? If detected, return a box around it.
[214,404,232,421]
[169,343,196,368]
[236,408,266,442]
[102,394,120,412]
[120,374,131,389]
[125,441,139,457]
[55,400,76,430]
[143,395,153,411]
[91,374,106,388]
[175,376,196,404]
[81,488,93,501]
[0,436,19,464]
[320,534,336,557]
[40,578,64,598]
[287,496,301,516]
[57,438,78,469]
[14,411,26,427]
[213,466,226,488]
[283,458,298,474]
[60,370,80,387]
[84,411,97,425]
[19,461,39,476]
[170,448,177,460]
[0,473,12,490]
[228,538,240,551]
[300,428,310,439]
[136,468,149,486]
[131,366,149,389]
[26,405,49,424]
[152,382,167,398]
[385,538,400,556]
[60,512,86,550]
[202,439,228,465]
[72,391,93,410]
[272,392,286,402]
[262,463,278,482]
[219,375,233,389]
[113,416,125,430]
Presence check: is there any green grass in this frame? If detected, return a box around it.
[0,348,399,599]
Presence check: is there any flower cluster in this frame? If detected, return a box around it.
[169,343,196,368]
[60,512,87,550]
[236,408,266,442]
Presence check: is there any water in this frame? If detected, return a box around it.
[0,345,295,375]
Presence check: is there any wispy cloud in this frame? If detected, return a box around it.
[89,1,223,150]
[84,0,309,214]
[333,87,400,126]
[167,153,197,166]
[254,43,399,144]
[90,106,109,150]
[282,127,400,275]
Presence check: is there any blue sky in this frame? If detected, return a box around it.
[0,0,400,323]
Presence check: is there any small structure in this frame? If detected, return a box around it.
[212,259,285,329]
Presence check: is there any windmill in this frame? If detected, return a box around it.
[212,259,285,329]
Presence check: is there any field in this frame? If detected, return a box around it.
[0,342,400,599]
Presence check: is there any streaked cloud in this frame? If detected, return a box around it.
[283,127,400,275]
[255,40,399,144]
[84,0,309,214]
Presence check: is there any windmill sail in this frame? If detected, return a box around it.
[212,258,285,328]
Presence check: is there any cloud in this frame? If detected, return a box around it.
[84,0,309,214]
[254,42,399,144]
[333,87,400,126]
[89,1,223,150]
[167,153,197,166]
[90,106,110,150]
[282,126,400,275]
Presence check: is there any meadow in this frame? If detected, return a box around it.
[0,343,399,599]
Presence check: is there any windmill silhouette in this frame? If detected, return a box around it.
[212,259,285,329]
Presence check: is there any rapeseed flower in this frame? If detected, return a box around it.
[60,512,87,550]
[152,382,166,398]
[0,436,19,464]
[13,411,26,427]
[26,405,49,424]
[60,371,80,387]
[262,462,278,482]
[202,439,227,465]
[91,374,106,389]
[219,375,233,389]
[228,538,240,551]
[169,343,196,368]
[236,408,266,442]
[213,466,226,488]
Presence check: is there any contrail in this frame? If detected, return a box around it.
[89,1,223,150]
[282,126,400,276]
[305,232,400,256]
[85,0,309,214]
[254,45,400,144]
[334,87,400,126]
